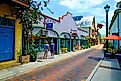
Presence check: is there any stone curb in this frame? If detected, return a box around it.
[86,57,104,81]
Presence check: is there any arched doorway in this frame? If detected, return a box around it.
[60,32,71,52]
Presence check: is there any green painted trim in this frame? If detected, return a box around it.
[60,32,71,38]
[32,26,45,29]
[51,30,60,37]
[69,39,71,52]
[58,38,61,54]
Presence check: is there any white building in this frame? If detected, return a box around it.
[32,12,89,54]
[75,16,97,45]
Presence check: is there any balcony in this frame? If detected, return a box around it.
[12,0,29,7]
[0,0,29,7]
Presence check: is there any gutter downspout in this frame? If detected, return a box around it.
[118,13,120,50]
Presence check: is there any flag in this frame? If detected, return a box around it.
[97,23,103,29]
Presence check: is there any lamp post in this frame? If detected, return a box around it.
[104,4,110,56]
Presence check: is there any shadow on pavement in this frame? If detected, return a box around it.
[88,56,102,62]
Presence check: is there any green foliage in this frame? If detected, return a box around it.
[29,40,38,61]
[12,0,52,57]
[119,46,121,51]
[17,49,22,56]
[107,48,117,54]
[108,42,113,48]
[82,43,91,49]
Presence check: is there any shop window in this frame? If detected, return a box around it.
[47,20,49,22]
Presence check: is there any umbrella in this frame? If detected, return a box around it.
[103,35,121,40]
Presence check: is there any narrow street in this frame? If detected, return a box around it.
[6,45,103,81]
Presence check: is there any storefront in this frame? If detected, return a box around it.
[0,3,23,69]
[71,30,80,51]
[60,32,71,53]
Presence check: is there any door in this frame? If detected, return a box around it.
[0,27,14,61]
[53,38,57,54]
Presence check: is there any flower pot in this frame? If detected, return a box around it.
[19,55,30,64]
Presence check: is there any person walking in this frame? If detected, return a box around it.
[50,41,55,58]
[43,40,49,59]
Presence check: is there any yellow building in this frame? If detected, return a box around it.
[0,0,28,69]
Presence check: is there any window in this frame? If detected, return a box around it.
[0,17,14,27]
[119,5,121,8]
[44,31,48,35]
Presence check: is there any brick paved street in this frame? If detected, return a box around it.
[6,45,103,81]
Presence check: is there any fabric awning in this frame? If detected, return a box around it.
[103,35,121,40]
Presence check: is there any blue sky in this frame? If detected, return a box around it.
[37,0,121,35]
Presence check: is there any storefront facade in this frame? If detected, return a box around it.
[76,16,97,46]
[0,1,26,69]
[109,1,121,49]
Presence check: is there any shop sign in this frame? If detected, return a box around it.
[46,23,53,30]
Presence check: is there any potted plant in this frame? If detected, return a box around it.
[16,49,30,64]
[61,48,68,53]
[111,49,117,59]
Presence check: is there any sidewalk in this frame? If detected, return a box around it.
[86,58,121,81]
[0,45,99,81]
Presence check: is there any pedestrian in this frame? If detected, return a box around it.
[50,41,55,58]
[43,40,49,59]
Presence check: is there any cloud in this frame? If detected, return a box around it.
[59,0,114,21]
[58,0,109,20]
[59,0,106,10]
[59,0,82,10]
[115,0,121,2]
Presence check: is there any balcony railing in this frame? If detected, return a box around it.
[12,0,29,7]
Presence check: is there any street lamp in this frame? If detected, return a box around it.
[104,4,110,56]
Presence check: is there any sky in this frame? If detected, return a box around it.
[37,0,121,35]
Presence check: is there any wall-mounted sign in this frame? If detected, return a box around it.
[46,23,53,30]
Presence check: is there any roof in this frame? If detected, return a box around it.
[77,28,88,33]
[38,12,60,22]
[116,1,121,7]
[12,0,29,7]
[109,9,121,30]
[73,16,83,21]
[76,16,94,27]
[38,12,72,22]
[59,12,72,21]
